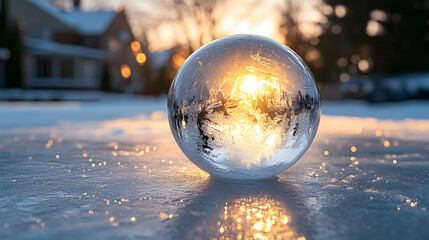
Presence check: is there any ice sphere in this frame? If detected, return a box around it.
[168,35,321,180]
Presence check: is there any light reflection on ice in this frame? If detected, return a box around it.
[0,106,428,239]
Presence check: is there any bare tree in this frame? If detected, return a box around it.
[279,0,302,49]
[152,0,261,53]
[279,0,328,63]
[150,0,226,52]
[45,0,258,53]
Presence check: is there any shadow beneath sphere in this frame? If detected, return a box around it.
[165,177,315,240]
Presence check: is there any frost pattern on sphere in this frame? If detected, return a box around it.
[168,35,321,180]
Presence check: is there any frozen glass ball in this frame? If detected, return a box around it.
[168,35,320,180]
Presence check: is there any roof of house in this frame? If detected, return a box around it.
[27,0,118,35]
[59,11,117,35]
[23,37,106,59]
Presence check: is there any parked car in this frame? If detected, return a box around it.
[368,73,429,103]
[340,78,374,100]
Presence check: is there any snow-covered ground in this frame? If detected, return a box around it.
[0,96,166,129]
[1,97,428,129]
[1,97,428,239]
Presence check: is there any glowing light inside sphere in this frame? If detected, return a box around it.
[168,35,321,180]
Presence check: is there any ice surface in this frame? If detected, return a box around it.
[168,35,321,180]
[1,98,429,240]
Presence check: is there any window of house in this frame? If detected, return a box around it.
[84,37,94,48]
[60,58,74,78]
[108,38,122,52]
[82,59,98,79]
[118,31,131,42]
[36,56,53,78]
[41,28,52,40]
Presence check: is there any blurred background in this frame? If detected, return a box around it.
[0,0,428,102]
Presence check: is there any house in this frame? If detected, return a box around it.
[0,48,10,87]
[5,0,144,92]
[147,46,188,94]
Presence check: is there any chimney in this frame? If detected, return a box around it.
[73,0,81,10]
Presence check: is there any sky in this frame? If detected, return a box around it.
[50,0,325,52]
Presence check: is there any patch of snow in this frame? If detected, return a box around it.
[27,0,117,35]
[60,11,117,35]
[23,37,105,59]
[323,100,429,120]
[27,0,66,23]
[0,94,167,129]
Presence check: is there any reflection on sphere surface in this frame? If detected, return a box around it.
[168,35,320,180]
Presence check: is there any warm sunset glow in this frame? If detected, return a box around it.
[241,75,259,94]
[136,53,146,64]
[120,64,131,78]
[148,1,319,51]
[131,41,141,52]
[229,19,276,39]
[222,71,284,166]
[172,53,186,68]
[218,17,283,45]
[215,197,305,239]
[235,73,280,98]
